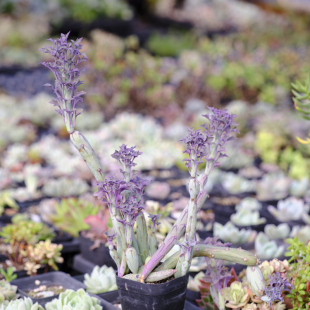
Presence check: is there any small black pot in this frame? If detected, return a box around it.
[186,289,200,306]
[79,232,116,268]
[12,271,86,306]
[116,273,189,310]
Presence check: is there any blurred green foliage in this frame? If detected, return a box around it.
[147,31,196,57]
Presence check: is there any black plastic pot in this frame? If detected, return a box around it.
[186,289,200,306]
[116,273,189,310]
[79,232,116,268]
[12,271,86,307]
[90,294,119,310]
[73,254,96,274]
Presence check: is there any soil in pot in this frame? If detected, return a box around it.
[26,284,65,298]
[13,271,86,306]
[116,273,189,310]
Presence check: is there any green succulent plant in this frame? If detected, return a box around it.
[84,265,117,294]
[231,210,266,227]
[255,232,285,260]
[0,280,17,303]
[49,198,100,237]
[0,267,16,283]
[285,237,310,310]
[21,240,64,275]
[221,281,250,309]
[0,220,55,245]
[147,31,196,57]
[0,192,18,217]
[214,222,257,244]
[45,289,102,310]
[59,0,133,22]
[0,297,44,310]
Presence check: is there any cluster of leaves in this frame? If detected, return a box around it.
[197,256,292,310]
[0,220,55,245]
[285,237,310,310]
[59,0,133,22]
[21,240,63,276]
[147,31,197,57]
[49,198,101,238]
[0,192,18,217]
[0,219,57,272]
[0,267,16,282]
[255,131,309,180]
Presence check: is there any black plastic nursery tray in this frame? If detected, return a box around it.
[73,254,98,274]
[60,238,80,254]
[79,233,117,268]
[74,274,120,303]
[12,271,86,307]
[91,295,119,310]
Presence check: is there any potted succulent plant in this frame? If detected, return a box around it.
[39,32,263,310]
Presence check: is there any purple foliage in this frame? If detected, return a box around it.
[39,32,88,131]
[104,229,117,248]
[95,146,149,244]
[149,214,161,230]
[111,145,143,179]
[179,128,207,176]
[131,176,150,197]
[94,178,129,212]
[177,236,197,258]
[203,236,231,248]
[179,108,238,177]
[203,258,233,306]
[264,272,292,306]
[201,107,239,173]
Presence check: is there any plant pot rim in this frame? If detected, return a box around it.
[116,273,189,296]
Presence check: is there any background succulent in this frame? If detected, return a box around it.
[214,222,257,244]
[268,197,308,222]
[49,198,100,237]
[255,233,285,260]
[0,280,17,303]
[231,210,266,226]
[45,289,102,310]
[84,265,117,294]
[264,224,290,240]
[0,297,44,310]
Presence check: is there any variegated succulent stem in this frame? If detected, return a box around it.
[119,250,127,278]
[123,269,177,283]
[136,213,149,264]
[70,131,104,182]
[116,234,123,261]
[157,244,259,272]
[154,251,180,272]
[140,188,209,282]
[109,248,121,269]
[126,246,139,274]
[175,253,186,278]
[148,232,157,256]
[193,244,260,265]
[132,233,142,266]
[112,216,128,275]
